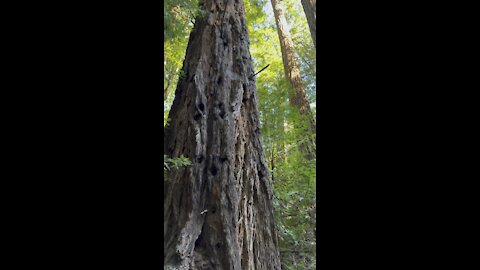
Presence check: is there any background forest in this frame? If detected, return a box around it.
[164,0,316,268]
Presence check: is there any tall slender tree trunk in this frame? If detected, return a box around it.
[301,0,316,47]
[163,0,281,269]
[270,0,316,156]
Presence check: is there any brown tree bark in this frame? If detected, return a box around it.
[301,0,316,47]
[163,0,281,269]
[271,0,316,156]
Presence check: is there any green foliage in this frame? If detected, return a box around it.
[164,0,199,41]
[164,155,192,181]
[164,155,191,171]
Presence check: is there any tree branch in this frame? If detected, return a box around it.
[249,64,270,79]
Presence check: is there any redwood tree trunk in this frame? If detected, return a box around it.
[271,0,316,155]
[164,0,281,269]
[301,0,316,47]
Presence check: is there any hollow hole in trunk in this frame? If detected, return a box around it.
[211,207,216,214]
[258,168,263,179]
[210,166,218,176]
[198,103,205,112]
[215,243,221,249]
[194,113,202,121]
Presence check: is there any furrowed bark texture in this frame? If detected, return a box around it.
[164,0,281,269]
[301,0,316,47]
[271,0,316,155]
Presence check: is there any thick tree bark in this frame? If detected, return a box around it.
[271,0,316,156]
[164,0,281,269]
[301,0,316,47]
